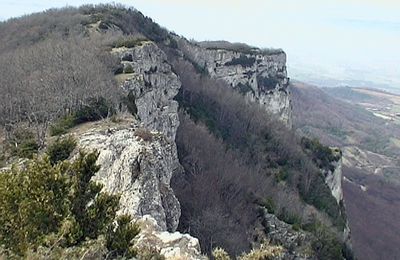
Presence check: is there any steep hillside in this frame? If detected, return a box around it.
[0,4,352,259]
[291,81,400,259]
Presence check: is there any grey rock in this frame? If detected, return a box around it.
[134,215,207,260]
[114,42,181,141]
[78,124,181,232]
[177,39,292,127]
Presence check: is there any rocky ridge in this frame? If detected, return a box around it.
[75,41,204,258]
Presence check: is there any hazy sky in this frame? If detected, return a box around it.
[1,0,399,88]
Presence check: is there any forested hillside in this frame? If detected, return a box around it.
[291,81,400,259]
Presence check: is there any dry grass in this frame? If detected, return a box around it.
[238,243,283,260]
[134,128,154,142]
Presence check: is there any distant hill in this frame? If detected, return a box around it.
[291,81,400,260]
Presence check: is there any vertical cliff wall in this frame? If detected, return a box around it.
[177,39,292,127]
[323,148,352,249]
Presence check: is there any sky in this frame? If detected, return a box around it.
[1,0,399,89]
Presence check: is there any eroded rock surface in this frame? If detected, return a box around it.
[78,122,181,231]
[113,41,181,140]
[134,215,206,260]
[177,39,292,127]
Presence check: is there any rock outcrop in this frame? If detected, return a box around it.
[73,40,206,258]
[134,215,206,260]
[323,149,352,249]
[77,41,183,231]
[261,211,314,260]
[177,39,292,127]
[322,149,343,204]
[78,120,181,231]
[113,41,181,140]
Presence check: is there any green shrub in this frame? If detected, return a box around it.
[124,64,134,74]
[114,64,124,75]
[46,136,77,165]
[74,97,113,124]
[167,36,178,49]
[278,208,302,227]
[0,151,120,256]
[9,128,39,158]
[307,222,343,260]
[262,197,276,214]
[106,215,140,258]
[236,83,254,95]
[292,223,301,231]
[275,169,288,183]
[114,37,147,48]
[301,137,341,171]
[50,98,113,136]
[50,114,76,136]
[225,55,256,67]
[0,156,69,255]
[298,172,345,230]
[257,76,279,91]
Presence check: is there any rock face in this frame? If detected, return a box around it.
[113,41,181,140]
[322,152,343,204]
[78,123,181,231]
[323,150,352,248]
[134,215,206,260]
[73,40,206,258]
[77,41,183,231]
[177,39,292,127]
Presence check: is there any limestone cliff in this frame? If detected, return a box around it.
[323,153,343,205]
[177,39,292,127]
[113,41,181,141]
[323,149,352,248]
[78,121,181,231]
[72,41,204,258]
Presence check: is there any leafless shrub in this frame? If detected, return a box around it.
[171,58,343,256]
[0,35,118,147]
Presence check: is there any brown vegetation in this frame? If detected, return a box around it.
[291,81,400,259]
[171,58,345,257]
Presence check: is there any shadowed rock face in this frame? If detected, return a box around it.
[177,38,292,127]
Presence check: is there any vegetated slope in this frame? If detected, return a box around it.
[171,59,348,258]
[292,82,400,158]
[0,4,351,259]
[0,4,177,165]
[291,81,400,260]
[343,166,400,260]
[0,4,185,258]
